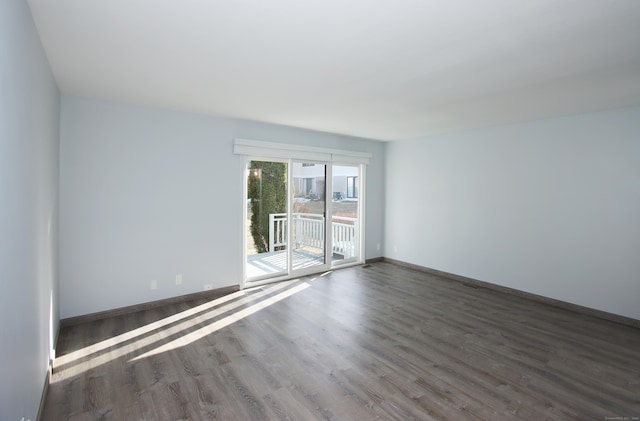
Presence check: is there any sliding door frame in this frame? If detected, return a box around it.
[289,159,332,278]
[242,156,290,288]
[330,162,366,269]
[237,139,370,289]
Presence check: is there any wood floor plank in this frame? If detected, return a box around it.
[43,262,640,420]
[262,386,321,420]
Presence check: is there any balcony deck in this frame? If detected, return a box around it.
[246,249,325,279]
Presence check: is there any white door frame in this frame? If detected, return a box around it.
[241,156,366,289]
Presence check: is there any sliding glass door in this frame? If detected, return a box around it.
[245,159,289,280]
[330,165,360,265]
[244,158,362,284]
[291,162,327,271]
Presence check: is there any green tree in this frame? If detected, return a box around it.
[248,161,287,253]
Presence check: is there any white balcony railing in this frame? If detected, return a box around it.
[268,213,358,259]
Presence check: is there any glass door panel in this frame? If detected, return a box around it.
[291,162,326,270]
[245,160,288,280]
[331,165,360,264]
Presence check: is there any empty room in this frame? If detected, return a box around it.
[2,0,640,419]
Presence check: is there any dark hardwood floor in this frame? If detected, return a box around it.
[42,262,640,420]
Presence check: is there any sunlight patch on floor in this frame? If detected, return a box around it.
[51,279,308,382]
[54,289,247,369]
[129,282,310,361]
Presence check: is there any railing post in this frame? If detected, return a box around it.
[353,223,359,258]
[269,213,275,252]
[294,213,300,249]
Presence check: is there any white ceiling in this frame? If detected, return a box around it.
[27,0,640,141]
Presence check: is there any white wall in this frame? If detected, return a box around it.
[385,107,640,320]
[60,96,384,318]
[0,1,60,419]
